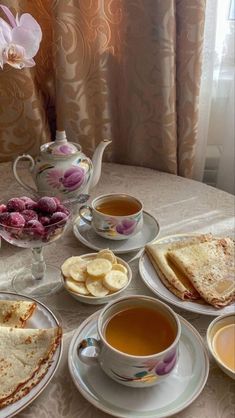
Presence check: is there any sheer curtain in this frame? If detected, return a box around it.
[195,0,235,194]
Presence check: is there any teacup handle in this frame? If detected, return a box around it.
[77,337,101,365]
[13,154,38,195]
[79,205,92,225]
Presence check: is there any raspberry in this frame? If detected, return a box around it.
[56,204,70,216]
[26,220,45,237]
[0,212,10,225]
[37,197,57,214]
[6,212,25,228]
[0,204,7,213]
[50,212,68,225]
[7,198,25,212]
[20,197,38,210]
[21,210,38,223]
[38,215,50,226]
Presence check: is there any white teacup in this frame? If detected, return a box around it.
[77,295,181,388]
[207,313,235,380]
[79,193,143,240]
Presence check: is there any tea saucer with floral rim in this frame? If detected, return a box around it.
[68,310,209,418]
[73,211,160,254]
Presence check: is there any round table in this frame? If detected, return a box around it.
[0,162,234,418]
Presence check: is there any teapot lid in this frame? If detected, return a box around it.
[41,131,80,156]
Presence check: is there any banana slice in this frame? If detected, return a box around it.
[103,270,128,292]
[61,256,84,277]
[96,249,116,264]
[69,262,87,282]
[112,263,128,275]
[65,278,90,295]
[87,258,112,278]
[86,277,110,297]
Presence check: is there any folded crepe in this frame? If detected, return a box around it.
[0,326,62,408]
[168,237,235,308]
[145,234,212,300]
[0,300,36,328]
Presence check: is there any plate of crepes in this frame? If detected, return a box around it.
[0,292,62,418]
[61,249,132,304]
[139,233,235,316]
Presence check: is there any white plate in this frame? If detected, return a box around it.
[0,291,63,418]
[62,253,132,305]
[73,211,160,254]
[139,234,235,316]
[68,310,209,418]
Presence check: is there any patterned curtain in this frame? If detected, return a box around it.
[0,0,206,178]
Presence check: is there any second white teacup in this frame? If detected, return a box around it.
[79,193,143,240]
[77,295,181,388]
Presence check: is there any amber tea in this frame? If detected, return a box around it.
[104,306,176,356]
[95,197,141,216]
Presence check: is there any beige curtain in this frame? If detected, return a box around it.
[0,0,206,178]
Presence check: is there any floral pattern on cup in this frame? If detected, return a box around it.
[97,213,141,237]
[111,370,158,384]
[116,219,137,235]
[110,349,178,383]
[155,350,178,375]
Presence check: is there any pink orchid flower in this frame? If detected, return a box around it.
[0,4,42,69]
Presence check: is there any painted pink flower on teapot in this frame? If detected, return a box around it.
[51,144,76,156]
[47,167,85,192]
[34,151,91,196]
[13,131,111,198]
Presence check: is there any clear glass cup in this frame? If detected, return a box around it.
[0,201,72,298]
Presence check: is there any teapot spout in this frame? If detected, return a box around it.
[90,139,111,190]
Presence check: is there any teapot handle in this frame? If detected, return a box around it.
[13,154,38,195]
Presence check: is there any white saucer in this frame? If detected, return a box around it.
[0,291,62,418]
[68,310,209,418]
[73,211,160,254]
[139,234,235,316]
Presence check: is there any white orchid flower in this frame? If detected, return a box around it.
[0,4,42,69]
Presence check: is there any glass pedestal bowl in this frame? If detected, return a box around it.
[0,198,73,298]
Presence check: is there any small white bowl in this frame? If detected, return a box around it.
[207,313,235,380]
[62,252,132,305]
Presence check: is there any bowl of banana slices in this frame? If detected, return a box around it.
[61,249,132,304]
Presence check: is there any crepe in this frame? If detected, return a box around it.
[0,300,36,328]
[0,326,62,408]
[168,237,235,308]
[145,235,212,300]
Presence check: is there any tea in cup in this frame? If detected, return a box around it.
[78,295,181,387]
[207,313,235,380]
[79,193,143,240]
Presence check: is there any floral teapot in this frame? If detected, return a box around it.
[13,131,111,198]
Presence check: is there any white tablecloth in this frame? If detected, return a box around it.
[0,162,234,418]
